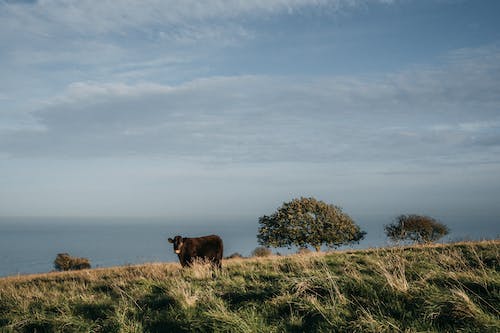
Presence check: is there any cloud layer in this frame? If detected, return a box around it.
[2,0,392,35]
[1,0,499,224]
[2,45,499,165]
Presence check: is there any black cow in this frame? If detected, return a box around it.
[168,234,223,269]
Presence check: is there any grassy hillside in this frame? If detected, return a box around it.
[0,241,499,332]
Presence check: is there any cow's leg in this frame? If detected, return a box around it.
[179,256,187,267]
[180,255,193,268]
[186,257,194,267]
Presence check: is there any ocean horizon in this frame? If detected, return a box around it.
[0,216,496,277]
[0,217,261,277]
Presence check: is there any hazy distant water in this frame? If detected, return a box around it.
[0,217,261,277]
[0,215,496,277]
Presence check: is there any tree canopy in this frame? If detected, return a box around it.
[384,214,449,244]
[257,197,366,251]
[54,253,91,271]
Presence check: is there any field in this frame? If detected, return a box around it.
[0,241,499,332]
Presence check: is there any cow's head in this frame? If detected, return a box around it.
[168,235,184,254]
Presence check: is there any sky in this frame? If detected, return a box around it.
[0,0,499,237]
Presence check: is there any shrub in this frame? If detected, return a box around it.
[251,246,272,257]
[384,214,450,244]
[225,252,244,259]
[54,253,91,271]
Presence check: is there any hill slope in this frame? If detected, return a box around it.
[1,241,499,332]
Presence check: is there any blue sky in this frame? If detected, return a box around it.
[0,0,499,236]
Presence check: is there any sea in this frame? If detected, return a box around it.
[0,217,261,277]
[0,216,496,277]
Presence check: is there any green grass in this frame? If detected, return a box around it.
[1,240,499,332]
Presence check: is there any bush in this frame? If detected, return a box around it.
[225,252,244,259]
[54,253,91,271]
[384,214,449,244]
[252,246,272,257]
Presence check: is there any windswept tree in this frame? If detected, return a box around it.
[257,197,366,251]
[384,214,449,244]
[54,253,91,271]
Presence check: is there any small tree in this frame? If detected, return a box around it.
[225,252,244,259]
[251,246,272,257]
[384,214,449,244]
[257,197,366,251]
[54,253,91,271]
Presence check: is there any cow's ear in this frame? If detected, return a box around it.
[168,238,174,243]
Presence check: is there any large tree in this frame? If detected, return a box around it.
[384,214,449,244]
[257,197,366,251]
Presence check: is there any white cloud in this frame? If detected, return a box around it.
[0,0,408,113]
[0,0,362,36]
[8,40,124,67]
[1,44,499,165]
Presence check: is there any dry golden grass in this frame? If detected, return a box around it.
[0,240,498,333]
[373,250,410,293]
